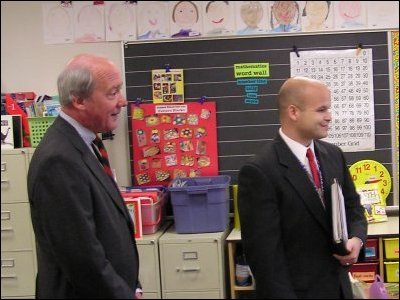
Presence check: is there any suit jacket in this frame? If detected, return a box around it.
[28,117,140,299]
[238,135,367,299]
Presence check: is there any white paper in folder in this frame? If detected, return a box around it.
[331,178,349,255]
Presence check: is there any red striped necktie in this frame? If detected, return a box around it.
[306,148,321,189]
[92,136,114,180]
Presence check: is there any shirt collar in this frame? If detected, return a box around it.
[59,111,96,147]
[279,128,315,165]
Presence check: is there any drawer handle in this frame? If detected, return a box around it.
[176,267,201,272]
[1,179,9,184]
[1,162,6,172]
[1,259,15,268]
[1,274,17,279]
[1,211,11,220]
[1,227,14,232]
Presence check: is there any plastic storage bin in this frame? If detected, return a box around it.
[349,262,379,283]
[28,117,56,147]
[169,175,230,234]
[365,238,379,260]
[384,238,399,259]
[141,196,163,235]
[121,187,166,235]
[384,261,399,282]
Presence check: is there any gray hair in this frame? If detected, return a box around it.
[57,65,94,107]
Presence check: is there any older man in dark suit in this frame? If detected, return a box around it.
[238,77,367,299]
[28,54,141,299]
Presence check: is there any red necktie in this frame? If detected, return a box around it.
[92,136,114,179]
[306,148,321,189]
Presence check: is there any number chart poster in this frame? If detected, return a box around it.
[131,102,218,186]
[290,49,375,152]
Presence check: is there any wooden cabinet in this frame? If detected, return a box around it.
[136,222,171,299]
[227,217,399,299]
[159,226,228,299]
[226,228,254,300]
[1,148,36,299]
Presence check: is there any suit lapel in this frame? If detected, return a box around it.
[275,137,330,234]
[83,153,131,222]
[53,118,132,224]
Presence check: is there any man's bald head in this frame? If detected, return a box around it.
[278,76,328,113]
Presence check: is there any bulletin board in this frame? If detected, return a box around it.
[130,102,218,186]
[124,31,397,205]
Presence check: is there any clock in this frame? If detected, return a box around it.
[349,160,392,204]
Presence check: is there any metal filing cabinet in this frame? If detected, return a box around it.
[1,148,36,299]
[136,222,171,299]
[159,226,228,299]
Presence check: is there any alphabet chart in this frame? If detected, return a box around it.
[290,49,375,152]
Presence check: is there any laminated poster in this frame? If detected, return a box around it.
[152,69,184,104]
[131,102,218,186]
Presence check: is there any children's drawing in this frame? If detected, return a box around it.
[236,1,266,35]
[367,2,399,29]
[74,2,105,43]
[42,2,73,44]
[105,2,137,41]
[301,1,333,32]
[334,1,367,29]
[270,1,301,33]
[203,1,235,36]
[170,1,202,38]
[138,1,169,40]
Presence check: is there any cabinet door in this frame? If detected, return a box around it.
[161,243,220,291]
[1,154,29,203]
[137,243,160,292]
[1,203,34,251]
[1,251,36,297]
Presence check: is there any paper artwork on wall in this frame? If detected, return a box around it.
[152,69,184,104]
[105,1,137,41]
[137,1,169,40]
[74,1,105,43]
[131,102,219,186]
[42,2,74,44]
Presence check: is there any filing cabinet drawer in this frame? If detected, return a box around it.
[137,243,159,291]
[1,152,29,203]
[1,251,36,297]
[143,292,159,299]
[1,203,34,251]
[161,243,220,290]
[163,290,221,299]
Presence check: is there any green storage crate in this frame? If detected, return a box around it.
[28,117,56,147]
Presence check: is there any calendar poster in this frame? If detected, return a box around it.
[290,49,375,152]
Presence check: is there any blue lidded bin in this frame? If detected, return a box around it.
[169,175,231,233]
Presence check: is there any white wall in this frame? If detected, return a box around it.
[1,1,131,185]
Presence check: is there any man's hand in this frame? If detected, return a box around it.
[333,237,363,266]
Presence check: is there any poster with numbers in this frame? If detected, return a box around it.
[290,49,375,152]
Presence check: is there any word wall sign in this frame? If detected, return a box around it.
[290,49,375,152]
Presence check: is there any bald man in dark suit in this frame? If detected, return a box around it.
[238,77,367,299]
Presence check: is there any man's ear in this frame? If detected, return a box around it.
[71,95,86,110]
[288,104,299,121]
